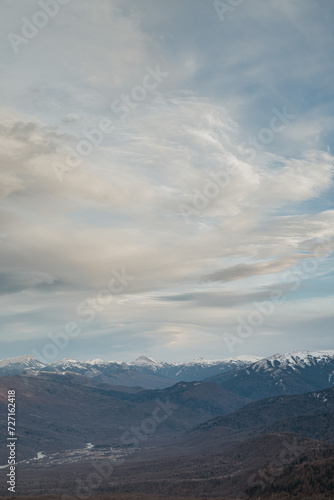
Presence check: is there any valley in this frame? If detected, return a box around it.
[0,350,333,498]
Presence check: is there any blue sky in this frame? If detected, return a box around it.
[0,0,333,362]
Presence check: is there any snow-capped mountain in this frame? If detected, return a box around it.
[0,353,261,388]
[1,350,333,394]
[0,354,44,376]
[252,350,334,372]
[43,354,264,385]
[130,355,165,368]
[156,355,262,381]
[206,350,334,400]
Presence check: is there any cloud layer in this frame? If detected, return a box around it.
[0,0,333,361]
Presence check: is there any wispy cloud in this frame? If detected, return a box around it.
[0,0,333,360]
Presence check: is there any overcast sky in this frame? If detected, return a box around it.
[0,0,334,363]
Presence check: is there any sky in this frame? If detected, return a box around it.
[0,0,333,363]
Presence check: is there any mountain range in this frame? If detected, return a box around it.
[206,350,334,399]
[0,349,334,498]
[1,350,333,397]
[0,353,261,389]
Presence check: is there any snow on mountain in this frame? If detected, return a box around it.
[1,351,333,393]
[207,350,334,400]
[0,353,261,384]
[174,355,263,368]
[0,354,35,368]
[51,358,87,368]
[86,358,106,365]
[130,356,166,369]
[0,354,45,378]
[251,350,334,373]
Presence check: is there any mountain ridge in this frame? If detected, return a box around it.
[1,350,333,392]
[205,350,334,400]
[0,353,262,388]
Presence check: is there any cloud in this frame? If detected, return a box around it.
[0,0,333,360]
[202,255,314,284]
[0,270,56,296]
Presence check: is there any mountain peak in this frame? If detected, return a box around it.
[86,358,106,365]
[134,355,160,365]
[254,350,334,371]
[0,354,34,368]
